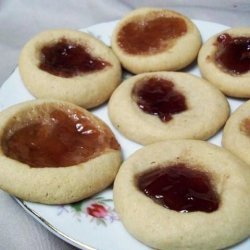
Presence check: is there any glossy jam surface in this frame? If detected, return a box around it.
[3,109,119,168]
[215,33,250,74]
[39,38,110,78]
[132,77,187,122]
[118,16,187,54]
[137,163,219,213]
[240,117,250,136]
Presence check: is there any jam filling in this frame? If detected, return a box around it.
[39,38,110,78]
[132,77,187,122]
[215,33,250,75]
[117,16,187,54]
[240,117,250,136]
[3,109,119,168]
[137,163,219,213]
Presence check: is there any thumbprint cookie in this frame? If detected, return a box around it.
[108,72,229,144]
[198,27,250,98]
[114,140,250,250]
[111,8,201,74]
[0,99,121,204]
[19,29,122,109]
[223,100,250,165]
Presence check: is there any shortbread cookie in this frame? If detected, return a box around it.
[19,29,122,109]
[114,140,250,250]
[108,72,229,144]
[222,100,250,165]
[0,99,121,204]
[111,8,201,74]
[198,27,250,97]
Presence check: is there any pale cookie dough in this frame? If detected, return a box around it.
[0,99,121,204]
[113,140,250,250]
[19,29,122,109]
[108,72,229,145]
[111,7,201,74]
[222,100,250,165]
[198,27,250,98]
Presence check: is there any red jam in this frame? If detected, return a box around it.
[3,109,120,168]
[215,33,250,74]
[132,77,187,122]
[39,38,110,78]
[117,16,187,54]
[137,163,219,213]
[240,117,250,136]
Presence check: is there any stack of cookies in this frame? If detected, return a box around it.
[0,7,249,250]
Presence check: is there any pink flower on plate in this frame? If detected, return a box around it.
[87,203,108,218]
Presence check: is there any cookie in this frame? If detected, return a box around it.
[0,99,121,204]
[108,72,229,144]
[222,100,250,165]
[19,29,122,109]
[198,27,250,98]
[111,7,201,74]
[113,140,250,250]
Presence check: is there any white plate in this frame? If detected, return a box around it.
[0,20,249,250]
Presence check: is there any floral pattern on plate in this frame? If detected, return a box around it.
[58,196,119,226]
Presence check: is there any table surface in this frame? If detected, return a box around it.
[0,1,249,249]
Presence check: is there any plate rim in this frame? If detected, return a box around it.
[15,198,95,250]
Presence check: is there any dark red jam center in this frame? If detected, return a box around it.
[132,77,187,122]
[215,33,250,74]
[39,38,110,78]
[3,109,119,168]
[137,163,219,213]
[117,16,187,54]
[240,117,250,136]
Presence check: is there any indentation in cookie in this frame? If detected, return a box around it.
[2,107,120,168]
[117,15,187,55]
[136,163,219,213]
[39,38,111,77]
[132,77,187,122]
[214,33,250,75]
[239,117,250,136]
